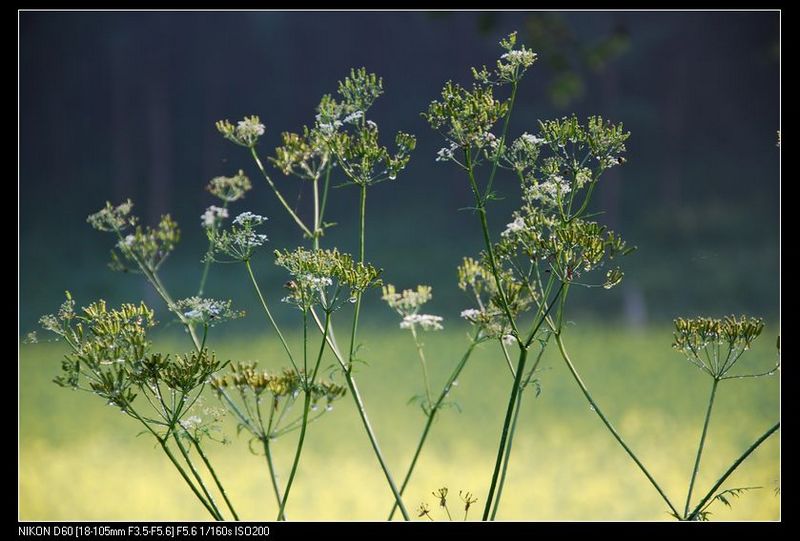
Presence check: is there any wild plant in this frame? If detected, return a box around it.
[33,31,779,522]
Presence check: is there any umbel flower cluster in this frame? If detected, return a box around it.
[33,30,777,523]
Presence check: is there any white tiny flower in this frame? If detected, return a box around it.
[502,334,516,346]
[502,216,526,237]
[236,117,265,143]
[201,205,229,228]
[184,309,203,321]
[400,314,444,331]
[119,234,136,248]
[520,132,545,146]
[366,120,377,129]
[343,110,364,124]
[436,147,454,162]
[460,308,481,320]
[180,416,202,430]
[233,211,268,226]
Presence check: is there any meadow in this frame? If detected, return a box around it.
[20,323,780,521]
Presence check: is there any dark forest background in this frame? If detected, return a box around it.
[19,11,780,333]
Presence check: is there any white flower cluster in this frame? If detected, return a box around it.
[527,174,571,203]
[596,154,621,169]
[343,110,364,124]
[483,132,499,150]
[236,231,268,249]
[236,117,265,140]
[501,334,516,346]
[176,297,242,325]
[501,216,526,238]
[233,212,268,227]
[179,415,202,430]
[574,167,593,189]
[500,49,537,66]
[302,274,333,290]
[436,141,459,162]
[400,314,444,332]
[460,308,481,321]
[520,132,546,146]
[201,205,229,228]
[118,234,136,248]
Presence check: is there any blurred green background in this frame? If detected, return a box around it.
[19,11,780,520]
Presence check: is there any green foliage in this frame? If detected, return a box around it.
[274,247,382,311]
[673,316,771,379]
[207,170,252,203]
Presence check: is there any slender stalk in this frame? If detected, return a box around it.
[172,433,224,520]
[159,439,220,520]
[483,80,518,201]
[490,380,525,521]
[464,149,520,341]
[127,406,218,520]
[553,331,680,517]
[112,227,202,350]
[308,308,410,520]
[313,176,322,250]
[483,285,562,520]
[318,163,332,233]
[187,431,240,521]
[275,311,329,520]
[262,437,285,517]
[276,391,312,521]
[489,338,550,520]
[388,339,479,520]
[198,201,229,296]
[411,326,433,407]
[482,347,528,520]
[347,184,367,369]
[342,365,410,520]
[268,163,407,519]
[683,378,720,517]
[687,422,780,521]
[245,260,299,373]
[249,146,312,237]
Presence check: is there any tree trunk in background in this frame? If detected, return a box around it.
[147,82,171,222]
[661,40,688,208]
[110,29,135,203]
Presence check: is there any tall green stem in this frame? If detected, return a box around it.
[276,311,329,520]
[483,80,518,200]
[249,146,312,237]
[683,378,720,517]
[262,437,285,518]
[489,337,549,520]
[172,433,224,520]
[159,439,220,520]
[482,347,527,520]
[309,314,410,520]
[687,422,780,521]
[464,150,520,341]
[245,260,299,373]
[128,406,219,520]
[347,184,367,368]
[554,332,680,517]
[388,339,479,520]
[411,326,433,407]
[187,431,240,521]
[277,392,311,521]
[482,285,561,520]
